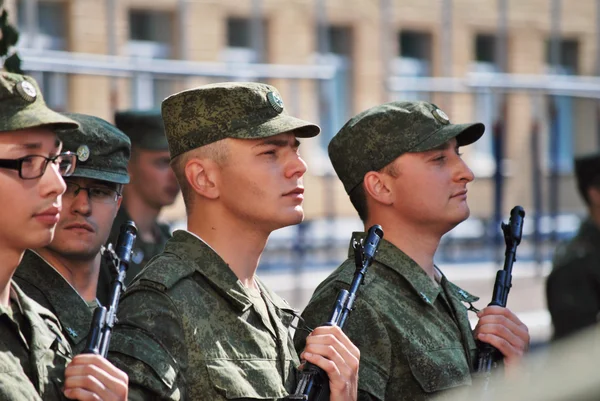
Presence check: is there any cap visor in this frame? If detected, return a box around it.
[412,122,485,152]
[233,114,320,140]
[71,168,130,185]
[8,107,79,132]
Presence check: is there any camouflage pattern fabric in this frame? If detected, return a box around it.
[0,282,72,400]
[161,82,320,159]
[328,101,485,193]
[546,219,600,340]
[0,72,78,132]
[13,250,94,354]
[58,113,131,184]
[294,232,479,401]
[96,206,171,305]
[108,230,300,400]
[115,109,169,151]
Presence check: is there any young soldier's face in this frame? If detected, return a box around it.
[128,149,180,209]
[389,138,474,234]
[0,129,66,251]
[45,176,121,260]
[217,132,308,233]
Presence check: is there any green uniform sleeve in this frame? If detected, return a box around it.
[108,284,186,400]
[295,288,391,401]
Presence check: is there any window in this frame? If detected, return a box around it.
[221,17,267,63]
[16,0,68,110]
[314,26,354,158]
[475,34,496,64]
[391,30,432,102]
[545,38,579,174]
[469,34,501,177]
[128,9,173,109]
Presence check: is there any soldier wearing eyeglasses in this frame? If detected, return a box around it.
[14,112,131,355]
[0,72,128,400]
[96,110,179,305]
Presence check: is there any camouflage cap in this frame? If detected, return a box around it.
[161,82,320,158]
[574,152,600,201]
[58,113,131,184]
[0,72,78,132]
[114,109,168,151]
[329,101,485,194]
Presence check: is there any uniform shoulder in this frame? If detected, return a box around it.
[552,234,597,271]
[132,251,195,292]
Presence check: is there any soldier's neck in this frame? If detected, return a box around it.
[34,248,100,302]
[365,217,441,280]
[188,211,268,290]
[0,247,25,307]
[121,195,161,244]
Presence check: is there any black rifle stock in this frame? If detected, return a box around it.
[476,206,525,389]
[83,220,137,357]
[286,225,384,401]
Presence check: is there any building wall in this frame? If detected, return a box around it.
[6,0,599,222]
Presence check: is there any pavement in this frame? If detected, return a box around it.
[258,260,553,344]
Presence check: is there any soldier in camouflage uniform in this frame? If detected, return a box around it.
[294,101,530,401]
[546,152,600,340]
[97,110,178,304]
[0,72,128,400]
[109,82,360,401]
[14,112,131,354]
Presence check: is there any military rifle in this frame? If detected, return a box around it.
[475,206,525,390]
[83,220,137,357]
[286,224,384,401]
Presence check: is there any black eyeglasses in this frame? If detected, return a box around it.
[64,181,121,204]
[0,151,77,179]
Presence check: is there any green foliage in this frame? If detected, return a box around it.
[0,1,22,73]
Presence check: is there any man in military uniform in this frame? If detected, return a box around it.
[100,110,178,292]
[13,112,131,353]
[546,152,600,340]
[0,72,128,400]
[294,101,530,400]
[109,82,360,401]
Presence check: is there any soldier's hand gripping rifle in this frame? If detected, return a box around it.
[286,225,384,401]
[475,206,525,389]
[83,220,137,357]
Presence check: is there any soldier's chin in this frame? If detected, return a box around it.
[280,209,304,228]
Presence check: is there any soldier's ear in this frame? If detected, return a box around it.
[363,170,393,206]
[185,158,220,200]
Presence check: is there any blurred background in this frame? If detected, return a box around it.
[3,0,599,346]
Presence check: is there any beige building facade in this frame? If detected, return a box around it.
[5,0,600,224]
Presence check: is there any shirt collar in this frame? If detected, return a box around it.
[13,250,93,345]
[347,232,442,307]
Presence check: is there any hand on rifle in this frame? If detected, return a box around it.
[63,354,128,401]
[300,325,360,401]
[474,305,530,373]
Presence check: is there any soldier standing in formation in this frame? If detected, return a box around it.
[108,82,360,400]
[546,152,600,340]
[295,101,530,400]
[97,110,179,303]
[0,72,128,400]
[14,112,131,353]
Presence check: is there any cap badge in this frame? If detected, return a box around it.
[267,91,284,114]
[76,145,90,162]
[432,108,450,125]
[15,81,37,103]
